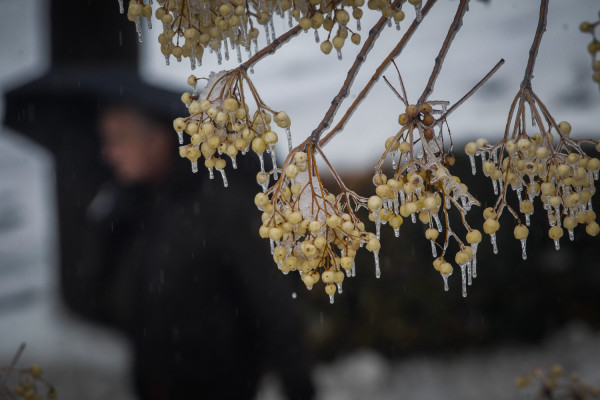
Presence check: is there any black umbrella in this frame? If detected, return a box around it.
[2,1,184,304]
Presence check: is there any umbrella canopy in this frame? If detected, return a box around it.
[2,0,184,304]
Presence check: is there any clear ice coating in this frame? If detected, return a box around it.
[520,239,527,260]
[433,213,442,232]
[236,42,243,63]
[135,20,143,42]
[394,228,400,238]
[374,250,381,279]
[337,284,343,294]
[337,50,343,60]
[442,273,450,291]
[258,153,265,174]
[490,233,498,254]
[291,292,297,299]
[269,18,277,42]
[224,39,230,61]
[218,168,228,187]
[118,0,124,13]
[314,30,320,43]
[269,148,278,179]
[569,229,575,241]
[265,24,271,45]
[351,263,356,277]
[554,239,560,250]
[414,2,423,22]
[329,295,335,304]
[375,214,381,241]
[286,127,293,151]
[357,19,361,31]
[208,167,214,180]
[191,160,198,173]
[468,154,476,175]
[525,214,530,226]
[471,243,478,278]
[460,264,467,298]
[430,241,437,257]
[467,261,472,286]
[177,131,184,144]
[270,239,275,255]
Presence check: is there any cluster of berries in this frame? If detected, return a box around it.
[371,103,481,297]
[122,0,268,67]
[255,145,379,303]
[516,364,600,399]
[175,70,291,187]
[120,0,424,67]
[467,108,600,256]
[315,0,411,59]
[5,364,57,400]
[580,13,600,89]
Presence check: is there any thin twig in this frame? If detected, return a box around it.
[392,60,409,106]
[240,25,303,71]
[521,0,549,88]
[417,0,470,105]
[437,59,505,122]
[0,343,25,387]
[319,0,438,147]
[383,76,407,104]
[309,0,405,142]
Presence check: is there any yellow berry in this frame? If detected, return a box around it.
[368,195,383,211]
[439,262,453,275]
[520,200,534,215]
[465,142,477,155]
[252,137,267,154]
[308,220,322,233]
[513,225,529,240]
[483,218,500,234]
[425,228,439,240]
[455,251,469,265]
[548,226,563,240]
[389,214,403,229]
[558,121,571,135]
[587,222,600,236]
[580,21,592,32]
[466,230,482,244]
[325,283,337,296]
[366,238,381,252]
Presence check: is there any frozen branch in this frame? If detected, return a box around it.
[319,0,438,147]
[417,0,470,105]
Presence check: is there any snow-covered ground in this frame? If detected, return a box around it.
[311,323,600,400]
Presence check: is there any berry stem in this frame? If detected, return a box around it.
[437,58,505,123]
[0,342,25,387]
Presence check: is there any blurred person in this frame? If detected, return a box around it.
[4,2,314,397]
[69,102,315,400]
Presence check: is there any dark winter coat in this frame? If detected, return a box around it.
[69,160,315,400]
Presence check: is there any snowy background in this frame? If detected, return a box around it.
[1,0,600,399]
